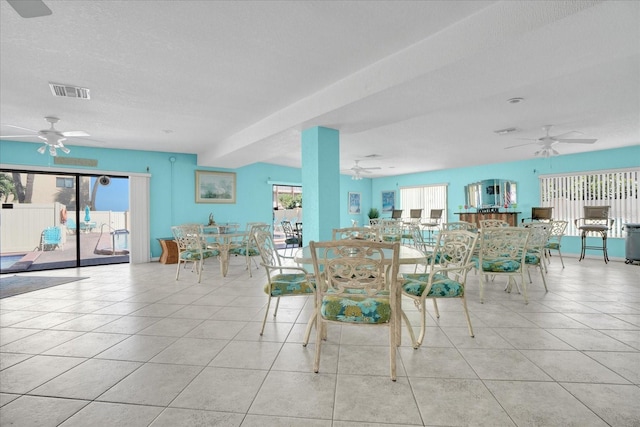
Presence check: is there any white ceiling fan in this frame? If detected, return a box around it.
[0,116,90,156]
[348,160,381,180]
[505,125,597,157]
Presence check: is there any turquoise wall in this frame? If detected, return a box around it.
[2,140,638,260]
[367,145,640,259]
[0,140,302,258]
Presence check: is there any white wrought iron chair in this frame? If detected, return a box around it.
[401,229,478,347]
[522,222,552,292]
[442,221,477,233]
[171,224,219,283]
[332,227,379,241]
[545,220,568,268]
[229,223,270,277]
[474,226,531,304]
[309,239,401,381]
[253,229,315,340]
[479,219,509,229]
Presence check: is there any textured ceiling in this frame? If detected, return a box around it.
[1,0,638,177]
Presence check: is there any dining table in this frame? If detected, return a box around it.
[203,225,247,277]
[293,243,424,267]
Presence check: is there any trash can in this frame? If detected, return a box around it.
[623,223,640,264]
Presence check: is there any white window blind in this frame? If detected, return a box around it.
[399,184,448,220]
[539,168,639,238]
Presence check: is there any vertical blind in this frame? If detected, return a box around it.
[399,184,448,220]
[539,168,639,238]
[130,175,151,263]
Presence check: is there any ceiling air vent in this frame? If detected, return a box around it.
[49,83,90,100]
[494,127,518,135]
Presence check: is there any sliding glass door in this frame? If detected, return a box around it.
[0,169,130,273]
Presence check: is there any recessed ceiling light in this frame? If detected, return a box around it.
[507,97,524,104]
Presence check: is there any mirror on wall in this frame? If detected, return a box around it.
[465,179,517,208]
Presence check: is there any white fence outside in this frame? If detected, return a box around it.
[0,203,129,252]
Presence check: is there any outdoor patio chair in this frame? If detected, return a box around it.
[65,218,77,234]
[36,226,62,251]
[281,220,301,257]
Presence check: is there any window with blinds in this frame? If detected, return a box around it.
[539,168,639,238]
[399,184,448,221]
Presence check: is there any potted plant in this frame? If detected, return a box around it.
[367,207,380,220]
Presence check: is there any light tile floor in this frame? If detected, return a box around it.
[1,255,639,426]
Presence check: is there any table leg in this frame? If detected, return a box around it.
[579,232,587,261]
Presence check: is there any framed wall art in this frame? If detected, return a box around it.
[381,190,395,213]
[195,170,236,203]
[348,192,361,214]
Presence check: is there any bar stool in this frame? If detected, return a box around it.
[575,206,614,263]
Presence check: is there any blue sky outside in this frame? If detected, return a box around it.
[91,176,129,212]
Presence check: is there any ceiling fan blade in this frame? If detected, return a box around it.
[360,167,381,170]
[556,138,597,144]
[2,124,38,132]
[61,131,90,137]
[6,0,52,18]
[552,131,582,140]
[0,134,38,138]
[505,142,537,149]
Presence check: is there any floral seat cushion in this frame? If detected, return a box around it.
[401,273,464,297]
[180,248,219,260]
[524,251,541,264]
[381,235,401,242]
[321,289,391,324]
[230,246,259,256]
[545,242,560,250]
[472,256,521,272]
[264,273,314,297]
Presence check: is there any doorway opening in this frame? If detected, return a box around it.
[272,184,302,249]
